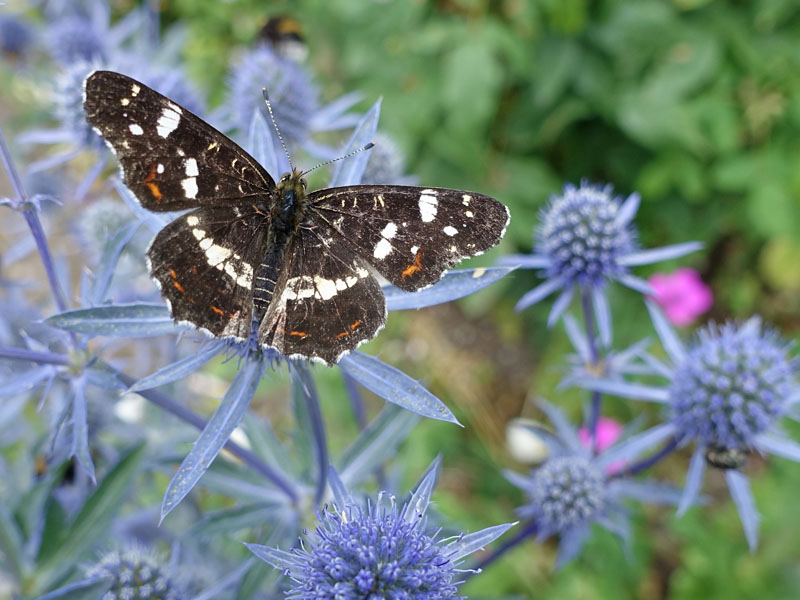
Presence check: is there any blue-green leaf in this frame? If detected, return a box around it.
[339,352,460,425]
[384,267,515,311]
[329,99,381,187]
[128,341,223,392]
[89,221,140,305]
[160,356,265,522]
[46,304,178,338]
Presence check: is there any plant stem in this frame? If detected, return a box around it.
[580,287,602,453]
[610,436,680,479]
[0,346,69,366]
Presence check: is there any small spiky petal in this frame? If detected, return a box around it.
[669,321,796,450]
[86,549,183,600]
[286,502,459,600]
[227,45,318,144]
[520,456,607,533]
[537,182,636,287]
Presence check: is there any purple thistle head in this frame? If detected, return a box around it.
[0,15,34,57]
[249,461,513,598]
[537,181,636,288]
[287,500,459,600]
[46,15,106,64]
[85,548,184,600]
[515,456,607,534]
[669,320,796,451]
[227,45,317,145]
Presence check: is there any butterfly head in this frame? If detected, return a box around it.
[274,168,308,229]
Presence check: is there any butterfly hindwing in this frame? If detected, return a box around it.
[84,70,274,211]
[148,205,269,339]
[309,185,509,291]
[258,226,386,364]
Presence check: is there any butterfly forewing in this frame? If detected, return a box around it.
[308,186,509,291]
[148,205,269,339]
[84,70,274,211]
[258,227,385,364]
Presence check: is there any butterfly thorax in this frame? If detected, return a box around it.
[252,170,308,320]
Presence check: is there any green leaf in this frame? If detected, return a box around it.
[34,444,145,594]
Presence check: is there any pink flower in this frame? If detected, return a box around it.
[578,417,623,452]
[579,417,625,473]
[648,268,712,327]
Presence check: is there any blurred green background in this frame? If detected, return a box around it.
[167,0,800,598]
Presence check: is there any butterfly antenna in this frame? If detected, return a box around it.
[261,88,294,171]
[301,142,375,177]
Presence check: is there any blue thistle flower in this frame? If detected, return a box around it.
[0,14,34,57]
[47,15,106,64]
[506,401,682,568]
[84,548,184,600]
[224,45,362,157]
[248,460,514,599]
[579,305,800,549]
[501,181,702,334]
[227,45,318,147]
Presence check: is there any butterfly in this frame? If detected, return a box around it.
[83,70,509,365]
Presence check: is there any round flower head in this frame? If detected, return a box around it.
[248,461,513,598]
[501,181,702,340]
[85,548,184,600]
[227,45,318,146]
[538,182,635,288]
[506,401,681,568]
[580,307,800,549]
[47,15,106,64]
[521,456,606,533]
[0,15,34,57]
[669,321,792,451]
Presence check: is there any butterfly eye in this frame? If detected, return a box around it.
[301,179,307,189]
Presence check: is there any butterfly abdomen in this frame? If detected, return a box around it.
[253,170,308,319]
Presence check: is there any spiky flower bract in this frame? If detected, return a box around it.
[248,461,513,599]
[580,305,800,549]
[505,401,681,568]
[85,548,184,600]
[501,181,702,333]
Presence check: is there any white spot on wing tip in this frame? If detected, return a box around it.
[128,123,144,136]
[156,107,181,138]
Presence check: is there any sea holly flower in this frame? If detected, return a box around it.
[0,14,35,58]
[248,460,514,599]
[648,267,713,327]
[501,181,702,336]
[83,548,185,600]
[224,44,361,157]
[361,132,418,186]
[579,304,800,549]
[505,401,681,568]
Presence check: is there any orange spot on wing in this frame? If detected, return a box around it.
[173,280,185,293]
[350,320,361,331]
[144,163,163,201]
[210,305,224,316]
[401,248,424,280]
[335,330,349,339]
[289,330,308,338]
